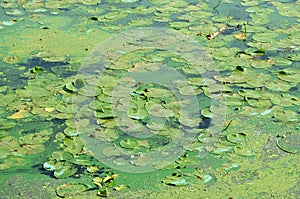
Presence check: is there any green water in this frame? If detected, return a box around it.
[0,0,299,198]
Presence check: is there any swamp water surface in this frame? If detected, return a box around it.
[0,0,299,198]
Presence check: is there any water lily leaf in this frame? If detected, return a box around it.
[64,127,82,137]
[114,184,130,191]
[113,157,130,166]
[276,132,300,154]
[221,94,243,106]
[182,65,206,74]
[97,11,127,22]
[270,94,297,107]
[126,101,148,120]
[103,146,127,156]
[179,114,201,127]
[65,78,85,92]
[98,75,118,87]
[0,130,9,138]
[94,128,119,142]
[56,183,90,198]
[162,176,189,186]
[120,139,138,149]
[169,21,189,29]
[176,156,199,166]
[144,88,173,98]
[43,161,56,171]
[277,72,300,83]
[130,154,152,166]
[0,94,15,107]
[94,108,116,119]
[116,116,147,133]
[203,174,214,183]
[273,57,293,66]
[179,85,202,96]
[274,109,298,122]
[250,58,275,68]
[52,151,73,161]
[247,99,272,108]
[0,119,16,129]
[78,85,102,97]
[252,32,279,43]
[288,53,300,62]
[226,133,247,144]
[55,103,75,114]
[63,137,84,155]
[200,108,213,118]
[146,101,174,117]
[17,86,52,98]
[223,163,240,172]
[146,120,165,131]
[281,67,300,74]
[233,145,254,157]
[62,93,88,104]
[265,79,295,92]
[54,164,77,179]
[211,143,233,154]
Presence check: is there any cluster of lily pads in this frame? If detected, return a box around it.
[0,0,299,197]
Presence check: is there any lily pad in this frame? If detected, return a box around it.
[226,133,247,144]
[162,176,189,186]
[56,183,90,198]
[54,164,77,179]
[276,132,300,154]
[120,139,138,149]
[65,78,85,92]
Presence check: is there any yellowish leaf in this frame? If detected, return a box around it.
[233,32,246,40]
[8,110,28,119]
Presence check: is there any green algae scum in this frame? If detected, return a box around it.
[0,0,299,198]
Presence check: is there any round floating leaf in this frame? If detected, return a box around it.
[94,108,116,119]
[179,85,202,96]
[78,85,102,97]
[0,119,16,129]
[94,128,119,142]
[103,146,127,156]
[227,133,247,144]
[130,154,152,166]
[146,101,174,118]
[126,101,148,120]
[252,32,279,43]
[54,165,77,179]
[276,132,300,154]
[113,158,130,166]
[56,183,90,198]
[162,176,189,186]
[265,79,295,92]
[98,75,118,87]
[211,143,233,155]
[43,161,56,171]
[273,57,292,66]
[234,145,254,157]
[65,78,85,92]
[179,114,201,127]
[52,151,73,161]
[144,88,173,98]
[274,109,298,122]
[278,72,300,83]
[17,86,52,98]
[247,99,272,108]
[120,139,138,149]
[64,127,82,137]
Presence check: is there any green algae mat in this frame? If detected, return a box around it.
[0,0,299,198]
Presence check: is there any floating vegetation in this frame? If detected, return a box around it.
[0,0,299,198]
